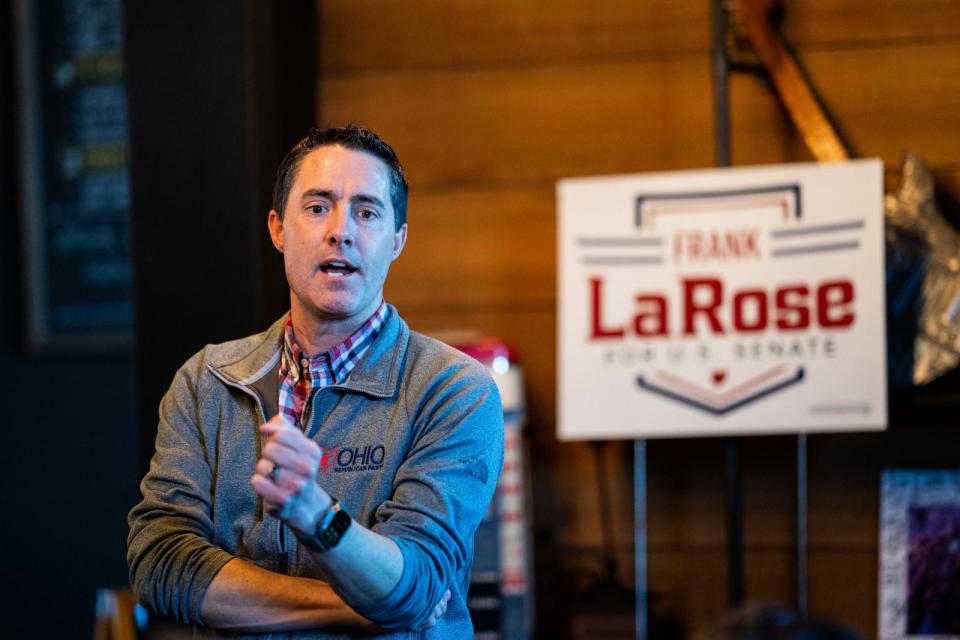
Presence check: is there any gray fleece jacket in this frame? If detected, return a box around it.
[127,307,504,638]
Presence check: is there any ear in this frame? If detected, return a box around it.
[391,223,408,261]
[267,209,284,252]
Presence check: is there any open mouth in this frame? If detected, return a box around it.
[319,260,359,276]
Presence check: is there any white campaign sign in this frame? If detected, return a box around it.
[558,160,887,440]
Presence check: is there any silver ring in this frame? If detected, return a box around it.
[269,463,281,483]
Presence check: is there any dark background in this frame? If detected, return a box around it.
[0,1,312,636]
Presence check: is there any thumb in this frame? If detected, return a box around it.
[260,414,288,434]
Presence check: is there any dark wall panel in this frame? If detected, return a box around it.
[0,3,137,637]
[125,0,315,475]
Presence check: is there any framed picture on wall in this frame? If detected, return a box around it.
[14,0,133,350]
[880,469,960,640]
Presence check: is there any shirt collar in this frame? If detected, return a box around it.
[281,301,390,385]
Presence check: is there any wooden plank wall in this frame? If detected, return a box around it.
[316,1,960,637]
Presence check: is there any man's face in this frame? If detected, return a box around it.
[268,144,407,326]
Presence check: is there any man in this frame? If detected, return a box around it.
[128,125,504,637]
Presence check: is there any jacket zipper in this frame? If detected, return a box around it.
[277,522,288,574]
[207,365,291,573]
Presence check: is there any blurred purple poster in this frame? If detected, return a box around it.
[880,470,960,640]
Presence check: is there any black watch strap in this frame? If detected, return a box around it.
[297,499,351,553]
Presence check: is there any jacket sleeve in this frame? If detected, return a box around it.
[353,358,505,630]
[127,353,235,624]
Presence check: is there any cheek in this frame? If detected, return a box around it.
[287,239,312,260]
[373,248,396,276]
[284,245,311,277]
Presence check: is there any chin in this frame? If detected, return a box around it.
[295,287,375,321]
[314,303,357,318]
[313,297,366,318]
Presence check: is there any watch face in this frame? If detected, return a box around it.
[310,502,351,552]
[320,509,349,545]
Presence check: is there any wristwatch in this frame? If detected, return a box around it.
[297,499,351,552]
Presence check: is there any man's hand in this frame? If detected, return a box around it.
[251,416,332,533]
[417,589,451,631]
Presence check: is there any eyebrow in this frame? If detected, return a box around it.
[300,189,336,203]
[300,189,386,209]
[351,193,386,209]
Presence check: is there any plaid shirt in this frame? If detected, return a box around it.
[278,301,389,428]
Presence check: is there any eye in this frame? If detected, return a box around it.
[307,204,328,215]
[357,208,379,220]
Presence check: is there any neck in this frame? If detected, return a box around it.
[289,298,382,356]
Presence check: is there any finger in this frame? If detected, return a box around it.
[253,482,297,521]
[414,593,449,631]
[267,428,322,461]
[261,442,317,477]
[251,473,297,505]
[431,589,450,620]
[254,458,274,478]
[253,458,305,493]
[275,466,308,493]
[262,412,299,431]
[259,414,289,435]
[263,499,286,519]
[262,427,322,468]
[415,614,437,631]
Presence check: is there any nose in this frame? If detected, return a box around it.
[325,208,354,247]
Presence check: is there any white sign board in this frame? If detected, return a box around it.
[558,160,887,440]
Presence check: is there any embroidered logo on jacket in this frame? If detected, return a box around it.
[318,444,385,473]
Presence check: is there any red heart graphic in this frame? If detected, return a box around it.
[712,370,727,385]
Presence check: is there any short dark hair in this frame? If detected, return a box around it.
[271,125,409,230]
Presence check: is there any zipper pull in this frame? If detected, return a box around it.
[277,521,289,574]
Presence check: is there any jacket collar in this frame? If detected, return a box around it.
[210,305,408,399]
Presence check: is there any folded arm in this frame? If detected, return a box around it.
[199,557,375,632]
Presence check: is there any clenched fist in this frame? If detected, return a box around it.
[251,415,333,534]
